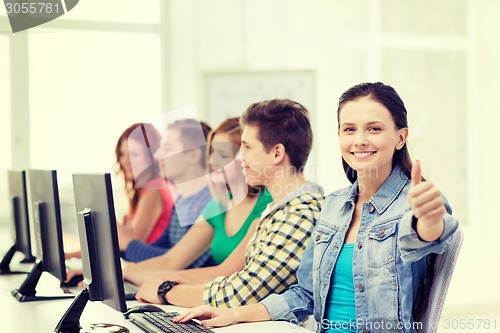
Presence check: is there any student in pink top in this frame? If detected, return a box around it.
[115,122,177,244]
[66,123,176,260]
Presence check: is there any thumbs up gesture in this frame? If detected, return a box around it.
[408,160,445,241]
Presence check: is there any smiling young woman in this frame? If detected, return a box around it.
[173,83,460,333]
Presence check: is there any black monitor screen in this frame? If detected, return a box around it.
[72,172,127,313]
[1,170,35,275]
[8,170,33,259]
[28,169,67,282]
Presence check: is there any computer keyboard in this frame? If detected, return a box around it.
[129,311,214,333]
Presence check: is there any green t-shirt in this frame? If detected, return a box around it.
[201,189,273,264]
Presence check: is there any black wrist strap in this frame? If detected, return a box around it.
[157,281,178,305]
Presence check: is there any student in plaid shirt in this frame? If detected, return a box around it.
[134,99,325,308]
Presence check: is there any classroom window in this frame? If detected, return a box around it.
[0,35,11,227]
[27,30,162,227]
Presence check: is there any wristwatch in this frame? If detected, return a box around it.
[157,280,178,305]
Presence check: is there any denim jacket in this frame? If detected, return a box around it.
[261,166,459,333]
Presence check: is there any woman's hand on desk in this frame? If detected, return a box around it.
[173,305,237,328]
[66,268,83,282]
[62,268,84,288]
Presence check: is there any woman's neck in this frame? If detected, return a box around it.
[356,168,391,202]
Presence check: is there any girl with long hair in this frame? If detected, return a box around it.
[173,83,459,333]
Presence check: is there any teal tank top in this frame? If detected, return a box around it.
[324,243,357,333]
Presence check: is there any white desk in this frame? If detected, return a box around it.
[0,259,313,333]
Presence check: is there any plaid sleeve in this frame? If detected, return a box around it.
[202,193,323,308]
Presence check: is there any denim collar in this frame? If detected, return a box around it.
[344,165,409,214]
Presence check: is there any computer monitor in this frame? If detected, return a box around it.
[11,169,74,302]
[0,170,36,275]
[55,173,128,333]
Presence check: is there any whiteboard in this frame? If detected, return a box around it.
[204,70,316,127]
[204,70,317,172]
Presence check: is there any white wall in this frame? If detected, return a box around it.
[445,0,500,308]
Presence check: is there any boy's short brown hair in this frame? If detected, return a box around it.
[241,99,312,171]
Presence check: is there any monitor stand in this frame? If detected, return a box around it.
[0,244,35,275]
[55,289,129,333]
[11,261,75,302]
